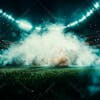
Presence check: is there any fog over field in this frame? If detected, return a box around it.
[0,24,100,67]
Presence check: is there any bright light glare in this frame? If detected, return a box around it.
[81,16,87,20]
[35,27,41,31]
[86,12,91,17]
[78,16,86,23]
[66,2,99,29]
[66,24,71,27]
[71,21,78,26]
[89,9,94,14]
[17,20,33,31]
[5,15,15,21]
[0,9,3,14]
[50,25,65,30]
[7,15,15,21]
[86,9,93,17]
[3,12,6,16]
[94,2,99,9]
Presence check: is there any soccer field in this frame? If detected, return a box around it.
[0,66,99,100]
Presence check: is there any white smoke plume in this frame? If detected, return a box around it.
[0,24,99,67]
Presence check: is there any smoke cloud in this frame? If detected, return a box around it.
[0,24,99,67]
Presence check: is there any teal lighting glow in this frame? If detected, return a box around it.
[78,15,86,23]
[0,1,100,31]
[0,9,33,31]
[70,21,78,26]
[3,12,6,16]
[16,20,33,31]
[0,9,3,14]
[66,2,100,29]
[7,15,15,21]
[35,27,42,31]
[94,2,99,9]
[86,9,94,17]
[0,10,15,22]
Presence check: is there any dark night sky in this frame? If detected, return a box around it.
[0,0,93,24]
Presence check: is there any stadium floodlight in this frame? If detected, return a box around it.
[0,10,15,22]
[66,24,71,28]
[70,21,78,26]
[7,15,15,21]
[86,10,92,17]
[81,16,87,20]
[86,11,91,17]
[0,9,33,31]
[35,27,42,31]
[3,12,6,16]
[86,9,94,17]
[78,15,87,23]
[89,9,94,14]
[94,2,99,9]
[16,20,33,31]
[65,2,99,29]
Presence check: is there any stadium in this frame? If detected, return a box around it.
[0,0,100,100]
